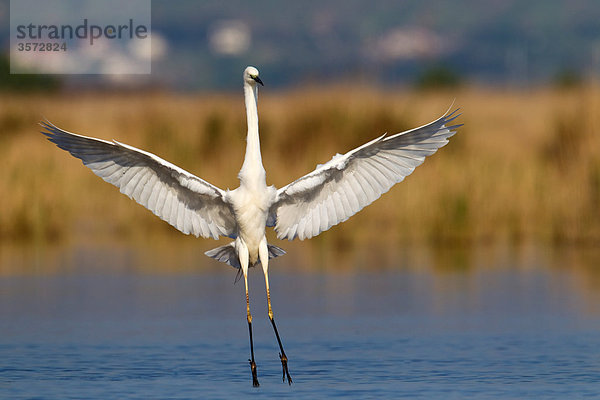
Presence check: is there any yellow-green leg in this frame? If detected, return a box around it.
[239,242,259,388]
[264,270,293,385]
[244,271,260,387]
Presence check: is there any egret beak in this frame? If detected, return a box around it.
[253,76,264,86]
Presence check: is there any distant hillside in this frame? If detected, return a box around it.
[2,0,600,89]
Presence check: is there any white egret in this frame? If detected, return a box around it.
[41,66,461,387]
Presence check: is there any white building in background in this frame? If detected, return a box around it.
[368,27,447,62]
[209,20,251,56]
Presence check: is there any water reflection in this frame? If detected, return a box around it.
[2,241,600,318]
[2,242,600,398]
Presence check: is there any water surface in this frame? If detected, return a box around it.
[1,244,599,399]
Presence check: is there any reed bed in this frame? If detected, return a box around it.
[1,85,599,250]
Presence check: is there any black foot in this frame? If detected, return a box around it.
[249,359,260,387]
[279,353,293,385]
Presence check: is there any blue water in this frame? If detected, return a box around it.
[1,245,600,399]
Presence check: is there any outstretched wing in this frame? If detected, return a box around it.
[268,109,462,240]
[41,121,237,239]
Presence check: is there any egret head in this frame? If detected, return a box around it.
[244,66,263,86]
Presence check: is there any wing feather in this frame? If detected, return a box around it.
[41,121,237,239]
[269,109,462,240]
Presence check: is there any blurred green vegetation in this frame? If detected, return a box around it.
[0,55,62,92]
[553,68,583,90]
[415,65,462,90]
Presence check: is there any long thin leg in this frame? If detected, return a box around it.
[238,242,259,387]
[264,270,293,385]
[244,271,260,387]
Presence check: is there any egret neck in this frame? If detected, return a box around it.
[239,78,265,187]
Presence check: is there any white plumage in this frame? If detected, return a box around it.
[42,66,461,386]
[270,113,459,240]
[41,128,237,239]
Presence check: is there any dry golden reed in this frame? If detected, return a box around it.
[1,85,599,249]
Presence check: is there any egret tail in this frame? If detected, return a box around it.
[205,243,286,269]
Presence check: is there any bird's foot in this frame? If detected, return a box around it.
[249,359,260,387]
[279,353,293,385]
